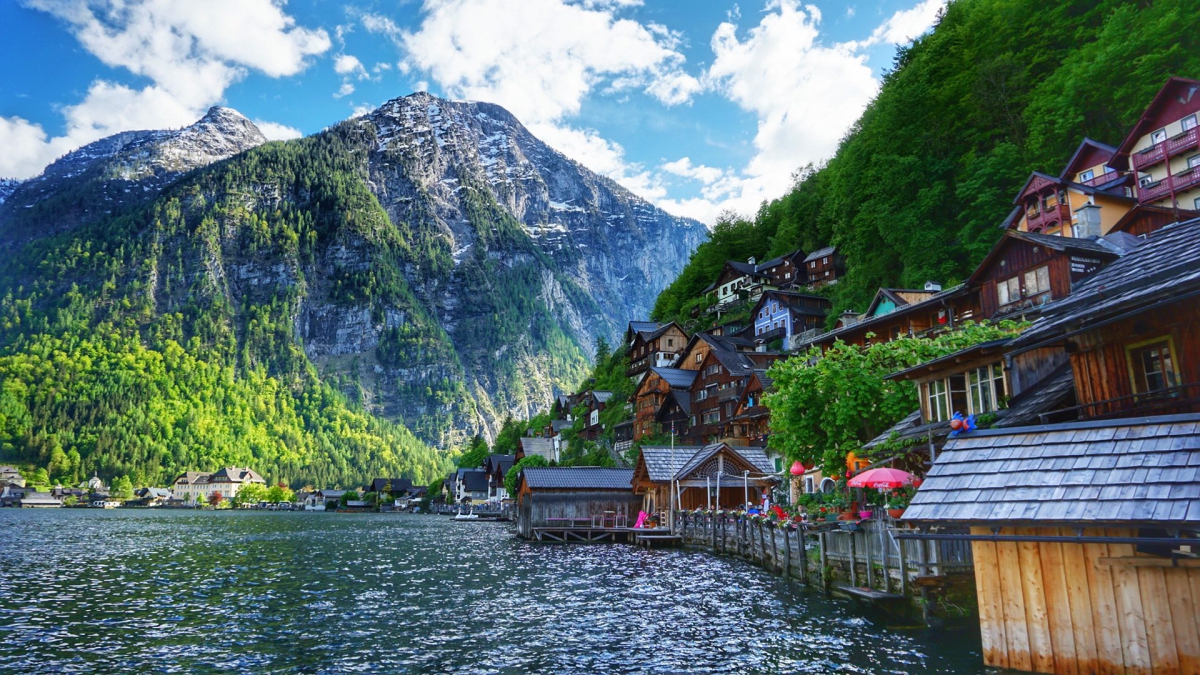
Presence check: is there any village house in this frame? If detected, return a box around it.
[631,366,697,442]
[687,345,777,446]
[171,472,213,504]
[455,468,489,505]
[0,465,25,488]
[1111,76,1200,213]
[516,436,559,464]
[748,290,830,347]
[630,445,704,523]
[304,489,345,511]
[172,468,265,504]
[0,484,27,507]
[1006,156,1137,239]
[801,246,845,288]
[514,467,639,540]
[18,491,62,508]
[577,390,614,441]
[722,369,774,451]
[624,321,688,380]
[703,257,776,309]
[484,454,515,502]
[133,487,172,507]
[670,443,778,511]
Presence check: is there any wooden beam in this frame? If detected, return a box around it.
[1099,557,1200,569]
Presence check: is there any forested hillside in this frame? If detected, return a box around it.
[654,0,1200,324]
[0,130,455,489]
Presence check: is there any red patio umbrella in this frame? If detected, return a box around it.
[847,467,914,489]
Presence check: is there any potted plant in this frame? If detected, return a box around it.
[887,485,915,519]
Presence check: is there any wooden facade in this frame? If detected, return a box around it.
[626,322,688,378]
[1069,297,1200,419]
[802,246,844,288]
[970,233,1117,320]
[971,526,1200,674]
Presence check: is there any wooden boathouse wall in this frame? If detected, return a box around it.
[516,491,641,539]
[970,526,1200,674]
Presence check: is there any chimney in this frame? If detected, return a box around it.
[748,256,756,266]
[924,281,942,292]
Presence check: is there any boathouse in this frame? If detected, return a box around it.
[631,445,703,522]
[514,467,638,540]
[672,443,778,510]
[905,415,1200,674]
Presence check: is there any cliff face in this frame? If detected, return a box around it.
[0,94,704,448]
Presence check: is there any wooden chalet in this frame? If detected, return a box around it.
[672,443,778,510]
[674,331,755,371]
[704,258,777,308]
[514,467,639,540]
[625,321,688,379]
[1110,77,1200,213]
[801,246,844,288]
[630,445,704,522]
[723,369,773,449]
[749,290,830,347]
[1008,216,1200,420]
[579,390,615,441]
[687,346,778,445]
[904,415,1200,675]
[632,366,697,441]
[967,230,1129,320]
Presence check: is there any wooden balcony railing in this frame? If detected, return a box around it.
[1132,126,1200,172]
[1137,165,1200,204]
[1041,382,1200,422]
[1080,170,1122,188]
[1024,203,1072,232]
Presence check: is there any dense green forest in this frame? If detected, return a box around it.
[654,0,1200,325]
[0,128,466,488]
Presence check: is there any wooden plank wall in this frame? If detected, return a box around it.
[970,526,1200,674]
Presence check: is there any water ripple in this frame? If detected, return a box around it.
[0,509,993,674]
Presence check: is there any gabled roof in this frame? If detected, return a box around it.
[750,289,831,318]
[484,454,515,476]
[591,391,614,404]
[905,413,1200,526]
[173,471,212,485]
[704,345,757,378]
[655,389,692,419]
[1058,138,1118,181]
[637,446,705,483]
[865,288,939,317]
[1015,171,1063,201]
[460,469,489,492]
[649,366,698,390]
[521,467,635,490]
[369,478,415,493]
[803,245,836,263]
[675,443,776,479]
[967,230,1124,286]
[1111,77,1200,169]
[1014,169,1137,204]
[1012,217,1200,350]
[627,321,664,341]
[210,467,265,484]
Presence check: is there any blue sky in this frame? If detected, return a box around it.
[0,0,946,223]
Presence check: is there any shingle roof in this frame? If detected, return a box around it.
[1013,217,1200,349]
[675,443,776,479]
[904,413,1200,526]
[803,246,836,263]
[650,367,698,390]
[521,467,635,490]
[518,437,556,460]
[639,446,705,482]
[592,391,614,404]
[628,321,664,339]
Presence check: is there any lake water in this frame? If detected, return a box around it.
[0,509,995,674]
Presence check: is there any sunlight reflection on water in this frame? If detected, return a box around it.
[0,509,992,674]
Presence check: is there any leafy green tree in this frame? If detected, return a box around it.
[340,490,360,507]
[235,482,269,506]
[491,417,525,456]
[766,321,1024,474]
[113,475,134,501]
[266,483,294,504]
[457,435,490,468]
[504,455,549,496]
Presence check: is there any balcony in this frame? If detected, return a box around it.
[1044,382,1200,421]
[717,388,740,403]
[1132,126,1200,172]
[1024,202,1072,232]
[1079,170,1123,188]
[752,326,786,343]
[1137,165,1200,204]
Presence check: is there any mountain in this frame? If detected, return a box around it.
[0,107,267,242]
[0,94,703,487]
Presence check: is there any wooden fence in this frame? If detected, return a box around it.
[676,512,973,597]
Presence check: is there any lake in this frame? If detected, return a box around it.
[0,509,995,673]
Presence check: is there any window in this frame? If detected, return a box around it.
[810,261,816,269]
[1151,128,1168,144]
[949,374,969,417]
[666,338,674,348]
[1025,266,1051,297]
[927,379,948,422]
[1189,154,1200,170]
[1078,169,1094,182]
[702,411,720,425]
[695,354,702,364]
[1184,115,1198,132]
[1127,337,1178,394]
[997,276,1021,306]
[1194,196,1200,210]
[822,257,829,264]
[968,364,1006,414]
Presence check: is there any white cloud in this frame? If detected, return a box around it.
[334,82,356,99]
[661,157,725,185]
[2,0,329,179]
[856,0,945,48]
[698,0,878,217]
[254,120,303,140]
[334,53,367,78]
[846,6,855,18]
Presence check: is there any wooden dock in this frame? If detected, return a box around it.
[530,526,672,543]
[635,533,683,549]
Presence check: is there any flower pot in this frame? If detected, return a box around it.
[888,508,906,519]
[837,511,854,521]
[858,510,873,520]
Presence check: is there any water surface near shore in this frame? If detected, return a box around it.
[0,509,998,673]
